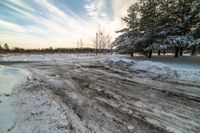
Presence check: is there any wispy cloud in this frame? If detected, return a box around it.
[85,0,109,21]
[0,19,25,33]
[0,0,136,48]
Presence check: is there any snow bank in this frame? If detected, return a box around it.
[0,65,29,101]
[104,56,136,68]
[0,65,30,133]
[105,56,200,83]
[133,61,178,78]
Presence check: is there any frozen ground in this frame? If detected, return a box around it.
[0,54,96,62]
[0,65,29,133]
[0,54,200,133]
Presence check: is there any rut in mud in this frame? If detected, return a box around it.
[12,60,200,133]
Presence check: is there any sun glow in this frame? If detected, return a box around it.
[0,0,135,48]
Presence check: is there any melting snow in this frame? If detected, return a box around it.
[105,56,200,83]
[0,65,29,133]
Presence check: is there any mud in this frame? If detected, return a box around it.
[4,59,200,133]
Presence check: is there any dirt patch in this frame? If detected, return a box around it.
[6,59,200,133]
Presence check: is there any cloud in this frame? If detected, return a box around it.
[0,0,136,48]
[85,0,109,21]
[0,19,25,33]
[84,0,137,38]
[0,0,96,48]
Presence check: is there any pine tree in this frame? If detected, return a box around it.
[4,43,10,52]
[162,0,200,57]
[113,0,200,57]
[188,0,200,55]
[139,0,163,58]
[112,3,141,56]
[0,44,3,53]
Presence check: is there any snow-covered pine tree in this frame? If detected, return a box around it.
[188,38,200,55]
[112,31,133,55]
[149,0,200,57]
[113,0,200,57]
[113,0,174,58]
[166,0,199,57]
[139,0,164,58]
[164,35,194,57]
[188,0,200,55]
[112,3,141,56]
[143,0,179,56]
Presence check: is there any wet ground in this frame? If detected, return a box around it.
[1,57,200,133]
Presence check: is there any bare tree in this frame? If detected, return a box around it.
[95,25,112,54]
[106,35,113,54]
[79,39,83,49]
[76,39,84,56]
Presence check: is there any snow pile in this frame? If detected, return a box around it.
[0,65,30,133]
[0,54,94,61]
[133,61,178,78]
[177,70,200,82]
[105,56,200,82]
[105,56,136,68]
[0,65,29,101]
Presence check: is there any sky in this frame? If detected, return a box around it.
[0,0,135,49]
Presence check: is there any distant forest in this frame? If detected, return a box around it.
[0,43,111,54]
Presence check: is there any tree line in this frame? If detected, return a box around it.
[112,0,200,58]
[0,43,10,52]
[0,43,112,54]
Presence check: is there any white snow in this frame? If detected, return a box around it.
[0,65,29,133]
[0,54,95,62]
[0,65,29,101]
[1,54,199,82]
[1,54,199,83]
[105,56,200,83]
[0,54,199,132]
[127,125,135,130]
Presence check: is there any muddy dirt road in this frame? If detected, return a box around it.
[6,58,200,133]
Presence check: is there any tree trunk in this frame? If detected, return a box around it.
[145,52,148,57]
[148,41,153,58]
[130,52,133,57]
[180,47,183,56]
[163,49,166,55]
[96,48,98,55]
[148,50,152,58]
[158,50,161,56]
[191,46,196,56]
[175,46,179,58]
[110,48,113,55]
